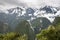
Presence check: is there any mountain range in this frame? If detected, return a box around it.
[0,5,60,30]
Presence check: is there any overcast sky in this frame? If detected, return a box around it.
[0,0,60,9]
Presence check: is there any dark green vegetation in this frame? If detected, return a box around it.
[0,32,28,40]
[0,17,60,40]
[36,17,60,40]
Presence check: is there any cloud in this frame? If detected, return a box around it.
[0,0,24,6]
[0,3,4,5]
[0,0,60,9]
[0,0,28,9]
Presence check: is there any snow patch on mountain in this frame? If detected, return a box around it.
[0,6,60,23]
[55,10,60,16]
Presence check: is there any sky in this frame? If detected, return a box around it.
[0,0,60,9]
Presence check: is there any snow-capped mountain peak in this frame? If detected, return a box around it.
[7,7,26,16]
[0,6,60,23]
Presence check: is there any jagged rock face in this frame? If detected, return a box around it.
[40,6,53,13]
[40,6,57,14]
[26,8,35,14]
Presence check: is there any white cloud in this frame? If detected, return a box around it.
[0,0,60,9]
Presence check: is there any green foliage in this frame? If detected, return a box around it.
[36,17,60,40]
[0,32,28,40]
[36,25,60,40]
[17,34,28,40]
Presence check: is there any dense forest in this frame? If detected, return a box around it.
[0,17,60,40]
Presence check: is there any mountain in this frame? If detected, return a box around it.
[7,7,26,16]
[40,6,57,14]
[0,5,60,31]
[53,17,60,26]
[0,21,11,33]
[31,17,51,34]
